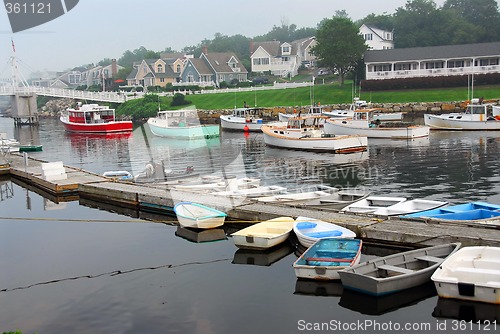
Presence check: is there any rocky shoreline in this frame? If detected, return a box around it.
[1,97,498,121]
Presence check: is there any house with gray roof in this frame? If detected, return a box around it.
[127,57,183,88]
[179,48,248,87]
[364,41,500,80]
[250,37,316,78]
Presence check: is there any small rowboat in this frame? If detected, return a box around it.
[231,216,295,250]
[431,246,500,304]
[293,238,362,280]
[173,202,227,229]
[103,170,133,181]
[293,216,356,248]
[338,243,461,296]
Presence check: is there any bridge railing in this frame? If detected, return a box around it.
[0,86,145,103]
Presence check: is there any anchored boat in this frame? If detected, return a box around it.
[60,103,133,134]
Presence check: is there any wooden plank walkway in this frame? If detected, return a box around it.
[3,153,500,248]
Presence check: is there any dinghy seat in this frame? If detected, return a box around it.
[378,264,414,274]
[296,222,317,229]
[415,255,444,264]
[303,230,343,238]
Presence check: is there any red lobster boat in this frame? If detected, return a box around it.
[60,103,133,133]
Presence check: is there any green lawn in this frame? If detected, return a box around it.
[186,82,499,110]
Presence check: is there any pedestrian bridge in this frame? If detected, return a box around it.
[0,86,139,103]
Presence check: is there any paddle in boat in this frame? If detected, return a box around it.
[293,238,362,280]
[60,103,133,133]
[431,246,500,304]
[220,107,268,132]
[261,115,368,153]
[173,202,227,229]
[148,109,220,139]
[424,98,500,130]
[324,109,429,139]
[231,216,295,250]
[338,243,461,296]
[293,216,357,248]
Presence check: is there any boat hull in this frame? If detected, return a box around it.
[293,238,362,280]
[148,120,220,139]
[338,243,461,296]
[261,125,367,153]
[174,202,226,229]
[293,217,356,248]
[60,117,133,133]
[220,116,264,131]
[324,119,429,139]
[424,114,500,130]
[431,246,500,304]
[231,217,295,250]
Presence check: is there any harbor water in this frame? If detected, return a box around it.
[1,116,499,333]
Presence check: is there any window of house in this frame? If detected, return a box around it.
[364,33,373,41]
[479,58,499,66]
[447,60,464,68]
[282,56,290,62]
[374,64,391,71]
[157,64,163,73]
[160,78,165,83]
[282,46,290,53]
[425,62,444,69]
[176,64,181,72]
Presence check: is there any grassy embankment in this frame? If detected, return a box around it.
[115,80,500,118]
[185,82,500,110]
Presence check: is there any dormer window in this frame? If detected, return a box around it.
[157,64,163,73]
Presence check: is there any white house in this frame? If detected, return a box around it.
[359,24,394,50]
[250,37,316,78]
[364,41,500,80]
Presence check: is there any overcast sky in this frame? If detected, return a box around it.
[0,0,446,76]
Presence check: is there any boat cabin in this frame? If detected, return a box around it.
[286,115,327,129]
[68,103,116,124]
[156,110,197,127]
[231,107,264,122]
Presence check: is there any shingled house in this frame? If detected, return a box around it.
[179,47,248,87]
[364,41,500,80]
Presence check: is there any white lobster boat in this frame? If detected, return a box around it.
[261,115,368,153]
[148,109,220,139]
[424,100,500,130]
[324,110,429,139]
[220,107,267,132]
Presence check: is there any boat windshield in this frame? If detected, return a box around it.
[353,111,373,121]
[466,105,487,115]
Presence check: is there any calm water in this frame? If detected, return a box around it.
[1,116,499,334]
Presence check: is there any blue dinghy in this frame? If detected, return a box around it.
[293,238,362,280]
[400,202,500,221]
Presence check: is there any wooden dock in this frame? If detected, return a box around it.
[3,153,500,248]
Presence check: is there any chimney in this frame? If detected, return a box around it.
[249,40,254,54]
[202,46,208,55]
[111,59,117,76]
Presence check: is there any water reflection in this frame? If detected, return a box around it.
[294,279,344,297]
[339,282,437,315]
[432,297,500,322]
[175,226,227,243]
[232,242,294,266]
